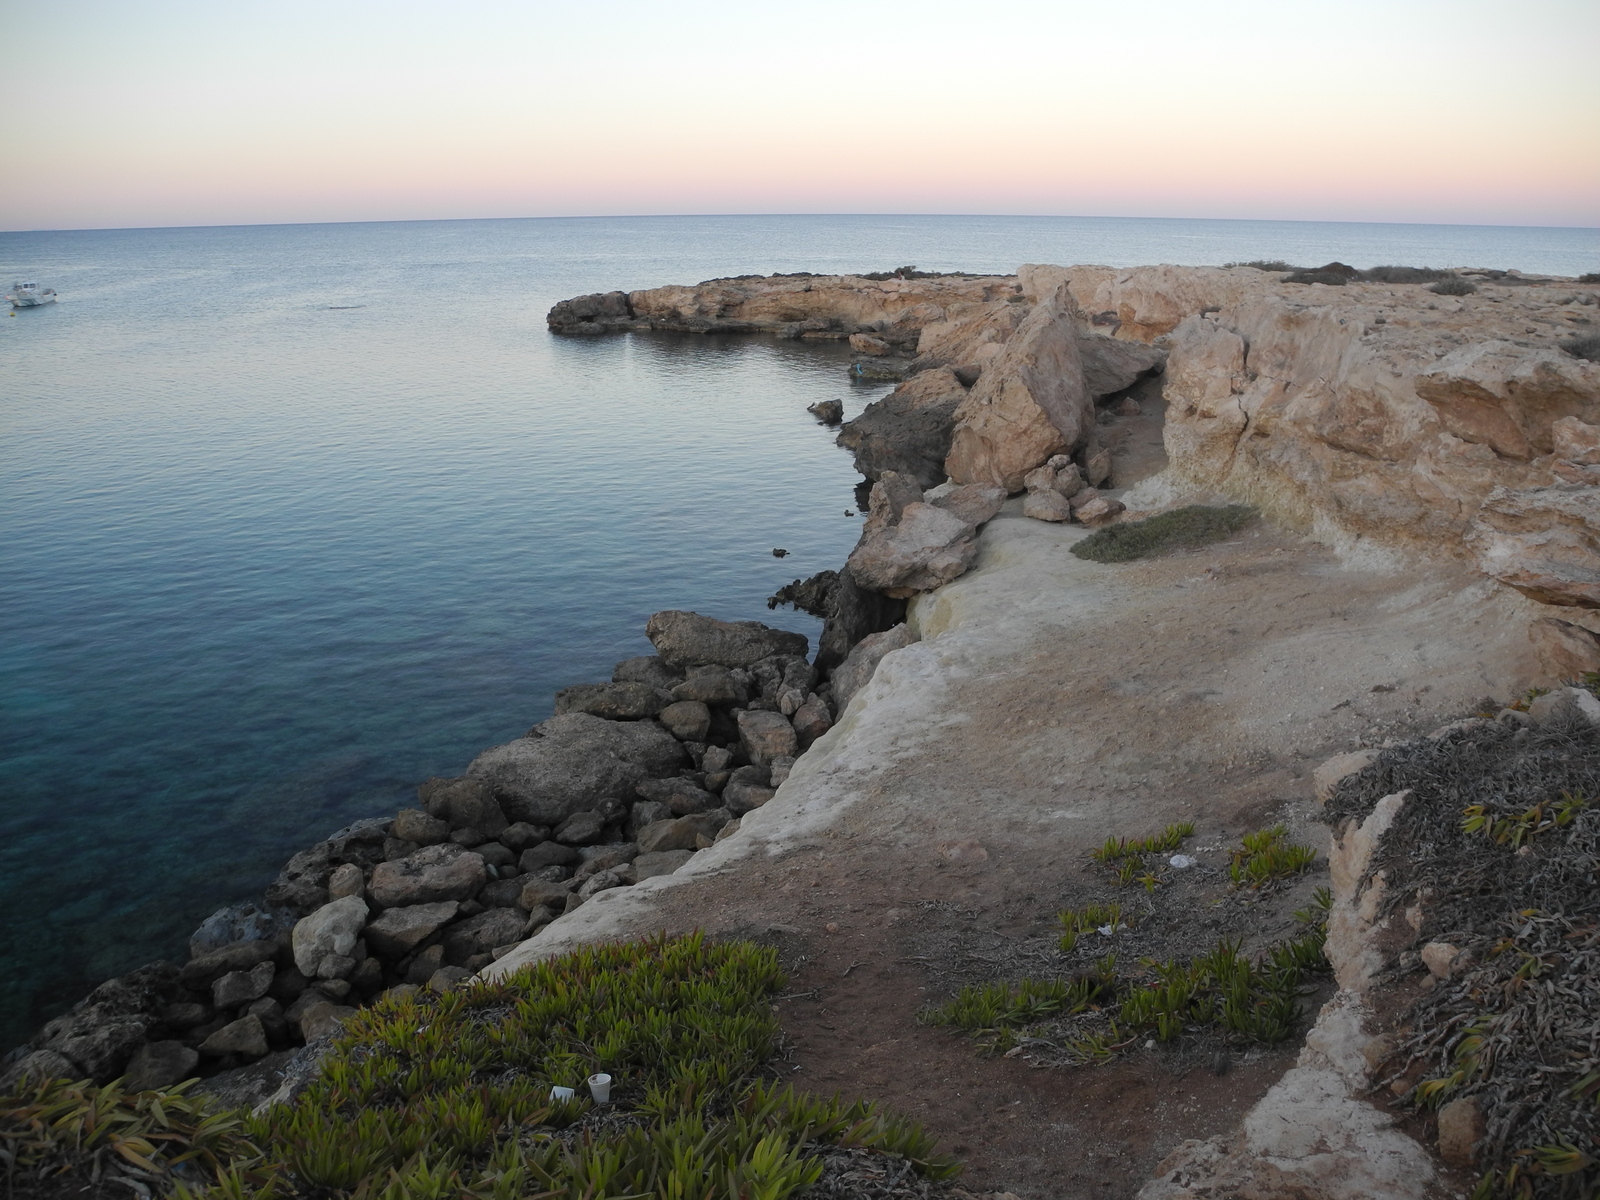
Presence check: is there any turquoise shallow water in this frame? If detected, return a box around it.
[1,213,1595,1052]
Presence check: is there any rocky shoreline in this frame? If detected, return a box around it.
[6,258,1599,1148]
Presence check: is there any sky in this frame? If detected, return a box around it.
[3,0,1597,232]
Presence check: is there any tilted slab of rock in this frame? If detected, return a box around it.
[291,896,370,976]
[830,623,917,714]
[645,609,809,669]
[944,285,1093,493]
[1468,484,1600,607]
[367,845,486,909]
[1415,341,1598,461]
[553,681,668,720]
[845,473,1006,598]
[362,900,460,959]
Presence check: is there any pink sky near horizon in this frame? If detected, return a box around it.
[3,0,1597,232]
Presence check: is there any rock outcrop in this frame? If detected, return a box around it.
[845,472,1006,598]
[835,367,968,487]
[943,286,1094,492]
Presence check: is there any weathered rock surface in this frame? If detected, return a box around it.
[199,1014,268,1059]
[553,681,667,720]
[391,808,450,845]
[633,849,695,880]
[1469,484,1600,607]
[831,623,917,714]
[467,736,646,827]
[735,709,798,769]
[645,610,808,669]
[124,1041,200,1091]
[418,777,509,837]
[368,845,485,909]
[836,367,967,487]
[767,569,906,672]
[846,473,1003,598]
[362,901,459,959]
[658,699,711,741]
[1528,616,1600,679]
[944,285,1093,492]
[291,897,370,977]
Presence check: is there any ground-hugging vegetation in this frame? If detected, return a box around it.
[1324,678,1600,1200]
[2,934,958,1200]
[1069,505,1256,564]
[1560,333,1600,362]
[920,824,1328,1061]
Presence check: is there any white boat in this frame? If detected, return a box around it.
[8,281,57,308]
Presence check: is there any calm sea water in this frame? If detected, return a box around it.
[2,214,1595,1051]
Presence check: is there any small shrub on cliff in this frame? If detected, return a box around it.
[1428,277,1478,296]
[1577,273,1600,284]
[1070,505,1256,564]
[1559,333,1600,362]
[1284,262,1361,286]
[1360,265,1452,284]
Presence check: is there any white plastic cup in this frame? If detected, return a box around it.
[549,1085,576,1103]
[588,1073,612,1104]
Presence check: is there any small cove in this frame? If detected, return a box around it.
[2,212,1594,1052]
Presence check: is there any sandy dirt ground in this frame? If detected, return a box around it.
[491,403,1545,1197]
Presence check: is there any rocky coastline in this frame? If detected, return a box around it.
[6,259,1600,1194]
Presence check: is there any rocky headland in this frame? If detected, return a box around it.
[6,259,1599,1199]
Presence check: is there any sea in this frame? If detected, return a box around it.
[2,213,1596,1052]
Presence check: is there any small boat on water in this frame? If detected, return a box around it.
[8,281,57,308]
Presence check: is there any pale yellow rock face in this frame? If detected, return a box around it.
[1468,483,1600,607]
[627,273,1020,335]
[943,286,1091,492]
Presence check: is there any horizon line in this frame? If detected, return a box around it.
[4,211,1599,238]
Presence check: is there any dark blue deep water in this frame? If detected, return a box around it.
[2,213,1595,1050]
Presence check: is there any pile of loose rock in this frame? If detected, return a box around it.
[0,608,915,1096]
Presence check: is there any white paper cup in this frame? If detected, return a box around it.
[549,1085,576,1103]
[588,1073,612,1104]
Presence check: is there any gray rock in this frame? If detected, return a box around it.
[264,843,335,914]
[577,869,626,900]
[296,1002,355,1042]
[554,810,607,845]
[326,863,365,900]
[702,745,734,773]
[736,709,798,768]
[768,756,796,787]
[124,1041,200,1091]
[442,909,527,966]
[313,978,352,1002]
[1528,685,1600,727]
[426,967,473,993]
[392,808,451,845]
[645,610,809,670]
[467,738,649,827]
[418,777,510,837]
[315,955,356,981]
[554,681,667,720]
[723,765,777,815]
[290,896,370,976]
[518,841,581,871]
[405,945,446,985]
[267,967,309,1002]
[1078,333,1165,398]
[180,940,278,990]
[192,1047,302,1111]
[497,821,549,851]
[792,694,832,749]
[659,699,712,741]
[188,902,298,958]
[637,818,706,854]
[476,841,515,868]
[161,1001,211,1029]
[808,398,845,424]
[212,961,275,1010]
[479,877,526,908]
[530,712,688,775]
[636,776,720,815]
[350,957,384,994]
[831,623,917,714]
[633,849,696,880]
[846,475,981,599]
[361,900,461,959]
[199,1014,268,1059]
[1022,487,1073,522]
[368,845,486,909]
[612,655,685,689]
[627,800,673,837]
[671,667,744,706]
[836,367,966,487]
[519,877,576,911]
[0,1049,78,1090]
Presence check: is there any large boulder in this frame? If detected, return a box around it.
[1077,333,1166,398]
[1469,484,1600,607]
[768,569,906,673]
[831,624,917,714]
[417,778,509,838]
[553,682,667,720]
[845,473,993,599]
[441,909,527,966]
[735,710,798,769]
[612,655,685,689]
[368,845,485,909]
[529,713,689,776]
[944,285,1093,492]
[467,736,651,827]
[1416,341,1600,461]
[836,367,967,487]
[291,896,370,976]
[1529,617,1600,680]
[179,940,277,990]
[645,610,808,669]
[362,901,460,959]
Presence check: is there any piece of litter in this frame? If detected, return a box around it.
[1170,854,1197,869]
[1098,925,1114,936]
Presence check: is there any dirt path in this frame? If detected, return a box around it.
[491,410,1542,1195]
